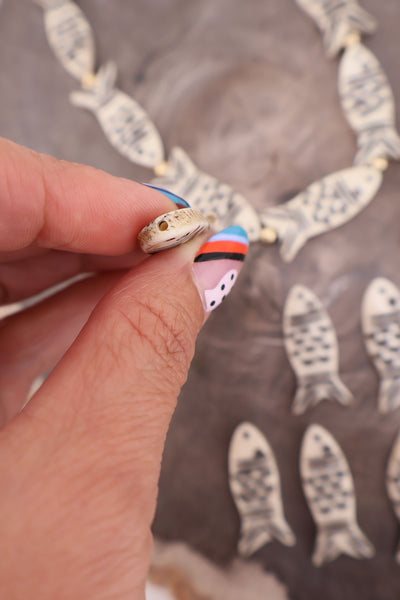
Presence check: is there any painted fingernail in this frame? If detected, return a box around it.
[142,184,190,208]
[192,225,249,312]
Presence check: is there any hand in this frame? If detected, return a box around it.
[0,137,214,599]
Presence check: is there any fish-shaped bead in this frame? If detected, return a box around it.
[259,166,382,262]
[283,285,353,415]
[386,430,400,564]
[361,277,400,413]
[34,0,95,80]
[295,0,376,58]
[229,422,296,557]
[301,424,375,566]
[138,208,210,254]
[151,147,261,242]
[339,42,400,165]
[70,61,164,168]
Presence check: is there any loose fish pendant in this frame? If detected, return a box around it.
[138,208,210,254]
[283,285,353,415]
[339,42,400,165]
[151,147,261,242]
[70,61,165,168]
[386,430,400,564]
[361,277,400,413]
[301,424,375,566]
[294,0,376,58]
[259,166,382,262]
[228,422,296,557]
[34,0,95,80]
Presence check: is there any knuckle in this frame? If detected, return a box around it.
[104,291,196,390]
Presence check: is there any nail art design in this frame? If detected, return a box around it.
[192,225,249,312]
[142,184,190,209]
[138,208,210,254]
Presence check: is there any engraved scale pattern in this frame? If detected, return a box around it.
[301,424,375,566]
[283,285,353,414]
[339,43,400,165]
[35,0,95,80]
[362,277,400,413]
[229,423,296,557]
[70,62,165,168]
[259,166,382,262]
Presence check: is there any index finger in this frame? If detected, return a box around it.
[0,137,174,254]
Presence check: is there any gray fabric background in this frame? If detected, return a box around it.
[1,1,400,598]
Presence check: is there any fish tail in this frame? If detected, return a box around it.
[238,514,296,557]
[313,523,375,567]
[238,523,272,558]
[378,376,400,413]
[266,516,296,547]
[70,61,117,111]
[324,6,377,58]
[355,127,400,166]
[292,375,353,415]
[260,208,307,262]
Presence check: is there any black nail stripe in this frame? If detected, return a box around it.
[194,252,245,263]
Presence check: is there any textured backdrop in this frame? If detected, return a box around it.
[1,1,400,598]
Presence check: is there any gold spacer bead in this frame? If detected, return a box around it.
[81,72,97,89]
[261,226,278,245]
[153,161,169,177]
[343,32,361,47]
[371,156,389,171]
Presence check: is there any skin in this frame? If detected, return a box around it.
[0,137,207,599]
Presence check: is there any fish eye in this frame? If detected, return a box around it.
[158,221,168,231]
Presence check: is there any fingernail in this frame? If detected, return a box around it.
[192,225,249,312]
[142,184,190,209]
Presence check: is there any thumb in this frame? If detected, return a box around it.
[12,223,249,493]
[0,223,248,599]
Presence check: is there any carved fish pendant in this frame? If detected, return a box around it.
[301,424,375,566]
[34,0,95,80]
[386,430,400,564]
[151,147,261,242]
[361,277,400,413]
[283,285,353,414]
[339,42,400,165]
[259,166,382,262]
[70,61,164,168]
[295,0,376,58]
[229,422,296,557]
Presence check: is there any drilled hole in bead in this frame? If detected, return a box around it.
[158,221,168,231]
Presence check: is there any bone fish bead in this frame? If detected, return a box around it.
[361,277,400,413]
[301,424,375,566]
[295,0,376,58]
[283,285,353,415]
[259,165,382,262]
[34,0,95,80]
[386,430,400,563]
[70,61,164,168]
[339,42,400,166]
[228,422,296,558]
[138,208,210,254]
[151,146,261,242]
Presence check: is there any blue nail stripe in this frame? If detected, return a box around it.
[143,184,190,208]
[210,232,250,245]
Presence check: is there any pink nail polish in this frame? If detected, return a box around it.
[192,226,249,312]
